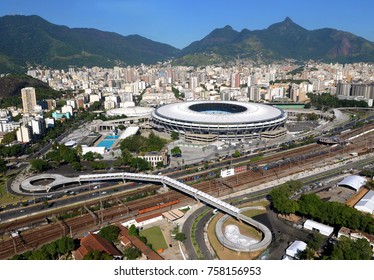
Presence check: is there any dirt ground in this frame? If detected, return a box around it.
[345,187,369,207]
[317,186,355,203]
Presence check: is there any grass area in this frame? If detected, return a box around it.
[140,226,168,251]
[0,175,28,205]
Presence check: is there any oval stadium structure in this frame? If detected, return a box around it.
[151,101,287,141]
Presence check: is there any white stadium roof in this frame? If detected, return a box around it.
[106,106,153,117]
[337,175,367,192]
[153,101,284,124]
[119,126,139,139]
[354,190,374,214]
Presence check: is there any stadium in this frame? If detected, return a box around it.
[151,101,288,142]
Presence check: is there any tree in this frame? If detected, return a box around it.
[123,247,141,260]
[329,236,372,260]
[174,232,186,242]
[232,150,241,158]
[75,144,83,158]
[99,225,120,243]
[57,236,75,255]
[307,233,324,251]
[83,250,112,260]
[171,146,182,157]
[171,131,179,141]
[1,131,16,145]
[0,158,7,173]
[30,159,50,172]
[91,161,109,170]
[297,247,315,260]
[71,161,83,171]
[129,157,150,171]
[128,224,138,236]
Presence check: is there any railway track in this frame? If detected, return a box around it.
[1,126,373,259]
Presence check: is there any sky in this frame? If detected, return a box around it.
[1,0,374,49]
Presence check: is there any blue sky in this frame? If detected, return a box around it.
[1,0,374,49]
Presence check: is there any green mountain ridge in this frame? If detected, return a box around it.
[179,17,374,65]
[0,15,374,72]
[0,15,179,73]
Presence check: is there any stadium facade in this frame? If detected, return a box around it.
[151,101,287,142]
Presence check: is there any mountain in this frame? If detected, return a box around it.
[1,15,374,72]
[0,15,179,73]
[178,17,374,65]
[0,74,61,108]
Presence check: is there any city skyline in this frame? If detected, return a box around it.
[1,0,374,49]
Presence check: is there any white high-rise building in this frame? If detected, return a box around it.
[21,87,37,114]
[16,125,32,143]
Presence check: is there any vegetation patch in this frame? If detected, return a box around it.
[140,226,168,251]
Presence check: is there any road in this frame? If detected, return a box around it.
[184,154,374,259]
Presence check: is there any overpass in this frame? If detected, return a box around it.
[21,171,272,251]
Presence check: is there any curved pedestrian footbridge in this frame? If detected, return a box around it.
[21,172,272,251]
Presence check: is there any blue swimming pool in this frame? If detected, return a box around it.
[104,135,119,139]
[97,135,119,149]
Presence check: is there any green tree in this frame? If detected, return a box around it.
[128,225,138,236]
[71,161,83,171]
[0,158,7,173]
[1,131,17,145]
[123,247,142,260]
[232,150,241,158]
[171,146,182,157]
[91,161,109,170]
[307,233,325,251]
[57,236,75,255]
[99,225,120,243]
[30,159,50,172]
[83,250,112,260]
[297,247,315,260]
[174,232,186,242]
[329,236,372,260]
[130,157,150,171]
[171,131,179,141]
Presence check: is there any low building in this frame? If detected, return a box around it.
[338,227,374,253]
[138,147,168,168]
[73,233,122,260]
[337,175,367,192]
[118,225,163,260]
[285,240,307,259]
[82,146,106,155]
[303,219,334,236]
[221,168,235,178]
[354,190,374,214]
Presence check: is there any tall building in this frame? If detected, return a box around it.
[336,82,351,96]
[21,87,37,114]
[16,125,32,143]
[248,86,260,101]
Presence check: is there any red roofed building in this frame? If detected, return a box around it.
[118,225,164,260]
[73,233,122,260]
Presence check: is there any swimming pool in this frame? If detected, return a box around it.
[97,135,119,149]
